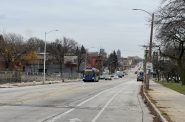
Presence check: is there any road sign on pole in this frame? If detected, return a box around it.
[146,62,153,70]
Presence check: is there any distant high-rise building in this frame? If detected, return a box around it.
[99,48,107,58]
[117,49,121,59]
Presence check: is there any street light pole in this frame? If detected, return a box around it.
[43,30,58,84]
[43,32,46,84]
[133,9,154,90]
[149,13,154,62]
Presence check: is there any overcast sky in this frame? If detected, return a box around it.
[0,0,161,58]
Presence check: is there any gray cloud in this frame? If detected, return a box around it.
[0,0,161,57]
[0,14,6,19]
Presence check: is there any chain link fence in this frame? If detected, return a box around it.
[0,71,82,84]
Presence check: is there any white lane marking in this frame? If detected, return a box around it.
[49,108,75,122]
[47,83,123,122]
[91,88,123,122]
[69,118,82,122]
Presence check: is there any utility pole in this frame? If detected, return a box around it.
[133,9,154,90]
[141,45,149,88]
[146,13,154,90]
[149,13,154,62]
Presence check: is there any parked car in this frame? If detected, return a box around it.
[99,75,105,79]
[105,75,112,80]
[137,72,144,81]
[113,75,119,79]
[116,71,124,78]
[117,73,123,78]
[124,72,128,75]
[110,73,115,77]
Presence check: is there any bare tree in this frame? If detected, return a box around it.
[27,37,45,53]
[156,0,185,85]
[75,45,86,72]
[0,33,30,70]
[47,37,78,75]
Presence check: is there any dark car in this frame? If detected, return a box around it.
[137,72,144,81]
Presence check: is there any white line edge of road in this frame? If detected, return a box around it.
[91,88,123,122]
[46,82,124,122]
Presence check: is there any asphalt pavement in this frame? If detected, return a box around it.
[0,69,153,122]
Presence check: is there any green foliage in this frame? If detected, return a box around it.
[75,45,86,72]
[107,50,118,73]
[80,45,86,54]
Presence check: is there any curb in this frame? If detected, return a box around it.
[140,85,168,122]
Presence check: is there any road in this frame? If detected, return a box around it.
[0,68,153,122]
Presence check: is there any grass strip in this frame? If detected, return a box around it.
[156,80,185,95]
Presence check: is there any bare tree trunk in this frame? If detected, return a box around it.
[77,58,80,73]
[178,60,185,85]
[5,60,14,70]
[180,69,185,85]
[5,61,10,69]
[77,64,80,73]
[60,64,63,77]
[156,70,160,81]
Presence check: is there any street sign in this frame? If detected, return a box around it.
[146,62,153,70]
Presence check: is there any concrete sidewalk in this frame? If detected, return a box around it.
[147,81,185,122]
